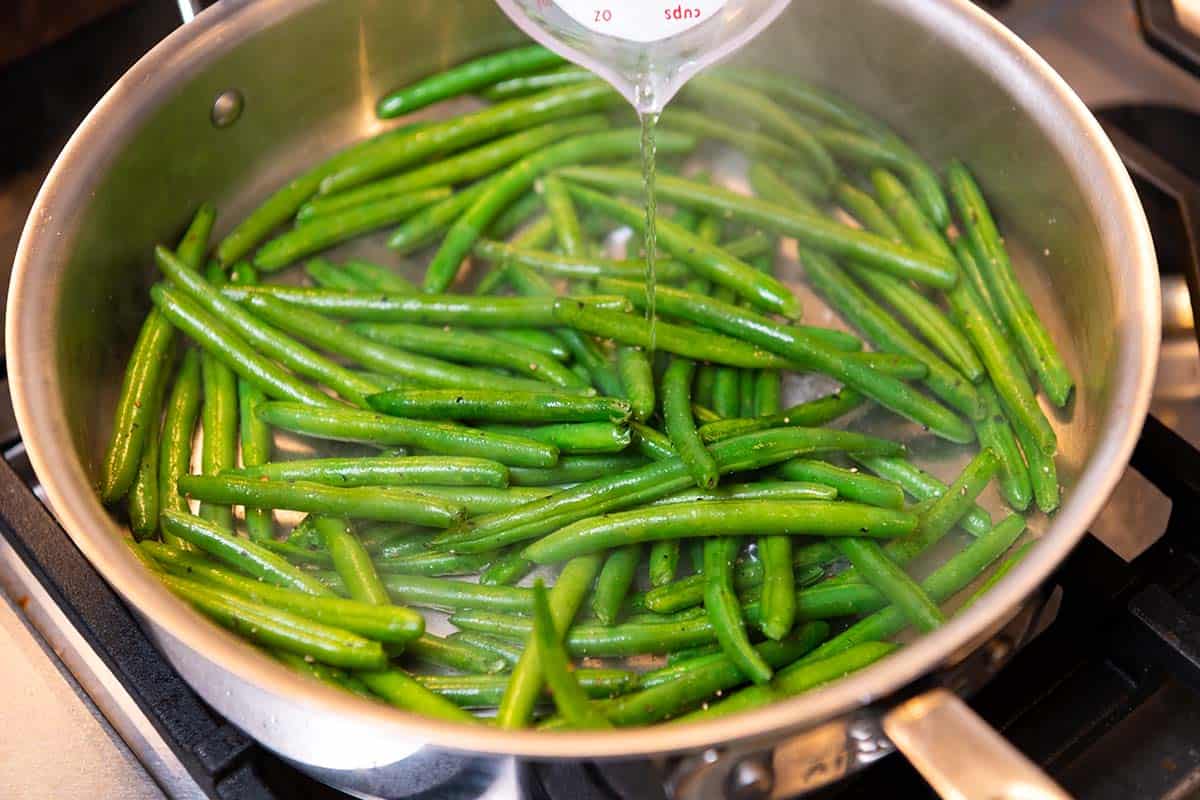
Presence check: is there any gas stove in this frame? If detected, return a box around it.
[3,1,1200,798]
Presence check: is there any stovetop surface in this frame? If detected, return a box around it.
[5,1,1200,798]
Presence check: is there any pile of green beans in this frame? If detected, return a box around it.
[95,44,1072,730]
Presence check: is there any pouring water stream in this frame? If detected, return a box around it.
[494,0,791,353]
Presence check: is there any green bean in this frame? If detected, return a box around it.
[377,45,563,117]
[472,240,689,282]
[199,321,238,531]
[592,546,641,626]
[497,554,603,728]
[698,390,865,444]
[835,538,945,632]
[371,530,437,560]
[374,550,493,577]
[158,510,318,594]
[311,516,389,605]
[143,541,422,642]
[508,454,649,486]
[449,632,525,666]
[351,322,583,389]
[418,669,632,708]
[375,573,533,613]
[749,161,818,214]
[367,388,629,424]
[480,65,594,101]
[488,193,545,240]
[229,455,509,488]
[155,249,378,406]
[613,346,655,423]
[256,538,335,568]
[220,284,627,327]
[360,669,478,723]
[758,529,795,641]
[301,117,607,221]
[179,475,464,527]
[682,641,897,722]
[500,263,626,397]
[450,610,717,657]
[605,622,828,724]
[239,293,574,395]
[402,486,553,515]
[630,422,675,462]
[157,349,202,545]
[703,537,773,684]
[644,558,829,616]
[975,382,1033,510]
[342,260,418,293]
[489,328,569,360]
[775,459,903,509]
[478,550,536,586]
[532,582,612,727]
[237,382,275,541]
[424,129,696,292]
[255,189,449,271]
[524,500,915,564]
[802,249,982,419]
[802,514,1027,664]
[560,168,958,288]
[946,163,1073,406]
[872,172,1056,454]
[400,634,505,675]
[1014,413,1061,513]
[274,651,374,697]
[161,574,386,669]
[853,455,992,537]
[589,278,973,443]
[709,298,741,418]
[649,541,680,589]
[565,186,802,317]
[660,108,799,166]
[99,310,176,503]
[656,481,838,506]
[685,76,835,185]
[127,367,167,538]
[539,174,587,256]
[440,427,905,553]
[959,541,1034,613]
[553,300,792,369]
[482,423,630,455]
[662,358,719,490]
[382,178,495,254]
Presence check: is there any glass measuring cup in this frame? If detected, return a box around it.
[494,0,793,113]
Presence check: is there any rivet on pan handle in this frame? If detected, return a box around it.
[882,689,1072,800]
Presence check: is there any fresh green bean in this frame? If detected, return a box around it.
[589,278,973,442]
[559,168,958,289]
[630,422,675,462]
[749,161,818,214]
[423,129,696,292]
[383,178,496,254]
[359,668,478,723]
[239,293,575,395]
[704,537,773,684]
[682,641,897,721]
[229,455,509,488]
[540,173,588,256]
[524,500,915,564]
[449,632,525,666]
[1014,413,1061,513]
[143,541,422,642]
[220,284,628,327]
[532,582,612,727]
[615,346,655,423]
[480,64,594,101]
[655,481,838,506]
[592,546,641,626]
[774,459,902,509]
[802,514,1027,663]
[199,317,238,532]
[853,455,992,537]
[685,76,836,185]
[565,186,802,317]
[402,486,553,515]
[959,541,1034,613]
[802,249,982,419]
[662,358,719,490]
[508,454,649,486]
[178,475,465,527]
[649,540,680,589]
[489,328,569,360]
[237,380,275,540]
[450,610,717,657]
[161,574,385,669]
[312,516,389,605]
[377,45,563,118]
[373,550,494,577]
[351,321,583,389]
[481,423,630,455]
[472,240,689,282]
[255,189,449,271]
[127,367,167,538]
[698,390,865,443]
[946,163,1073,406]
[376,573,533,613]
[158,349,202,544]
[367,388,629,424]
[301,117,606,221]
[440,427,905,553]
[403,632,509,675]
[605,623,829,724]
[835,538,944,632]
[661,107,798,165]
[553,300,792,369]
[872,171,1057,454]
[274,651,374,697]
[417,669,633,708]
[497,554,603,728]
[478,550,536,586]
[644,558,829,616]
[975,382,1033,510]
[758,528,795,641]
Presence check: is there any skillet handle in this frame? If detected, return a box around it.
[882,689,1072,800]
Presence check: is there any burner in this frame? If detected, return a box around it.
[1138,0,1200,79]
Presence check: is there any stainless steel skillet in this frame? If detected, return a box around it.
[6,0,1159,796]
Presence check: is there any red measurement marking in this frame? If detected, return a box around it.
[594,8,613,22]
